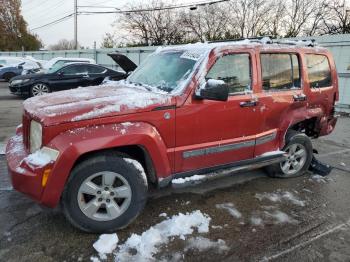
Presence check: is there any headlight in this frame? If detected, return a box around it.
[30,120,42,153]
[11,79,30,85]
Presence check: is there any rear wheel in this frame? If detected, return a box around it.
[3,72,16,82]
[30,83,50,97]
[62,153,148,233]
[265,130,313,178]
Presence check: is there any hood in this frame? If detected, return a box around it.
[23,82,174,126]
[11,72,47,81]
[108,53,137,73]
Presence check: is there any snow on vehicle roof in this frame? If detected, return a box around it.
[156,38,326,54]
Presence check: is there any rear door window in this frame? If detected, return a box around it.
[206,53,251,94]
[261,53,301,91]
[86,65,107,74]
[306,54,332,88]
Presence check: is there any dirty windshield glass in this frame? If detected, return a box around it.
[128,51,198,92]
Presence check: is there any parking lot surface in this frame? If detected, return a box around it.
[1,81,350,261]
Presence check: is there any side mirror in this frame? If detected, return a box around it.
[0,65,3,68]
[17,65,23,70]
[57,71,64,77]
[198,79,229,101]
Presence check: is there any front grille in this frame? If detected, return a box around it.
[22,114,30,151]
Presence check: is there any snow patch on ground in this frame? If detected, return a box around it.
[255,191,305,206]
[250,216,263,226]
[22,149,52,168]
[185,236,229,253]
[172,174,206,184]
[264,210,298,224]
[112,210,211,261]
[215,203,242,219]
[93,234,118,258]
[310,174,328,183]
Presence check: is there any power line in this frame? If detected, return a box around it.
[29,13,74,31]
[78,0,230,14]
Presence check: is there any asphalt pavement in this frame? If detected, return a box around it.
[1,82,350,262]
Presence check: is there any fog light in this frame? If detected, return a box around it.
[42,169,51,187]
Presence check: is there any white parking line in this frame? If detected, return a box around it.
[318,148,350,157]
[261,219,350,261]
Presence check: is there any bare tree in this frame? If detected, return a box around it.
[180,4,233,42]
[282,0,316,37]
[228,0,272,38]
[49,39,79,50]
[118,0,185,45]
[321,0,350,34]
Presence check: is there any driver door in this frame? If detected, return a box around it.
[174,50,262,173]
[49,64,89,91]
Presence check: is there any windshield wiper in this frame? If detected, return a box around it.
[129,81,152,91]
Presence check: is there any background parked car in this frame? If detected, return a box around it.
[43,57,96,72]
[9,63,127,97]
[0,57,41,81]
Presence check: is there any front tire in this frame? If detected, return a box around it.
[30,83,50,97]
[62,153,148,233]
[265,130,313,178]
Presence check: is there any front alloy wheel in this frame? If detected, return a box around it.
[30,83,50,96]
[62,153,148,233]
[77,171,132,221]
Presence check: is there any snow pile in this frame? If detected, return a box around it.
[113,210,211,261]
[185,237,229,253]
[172,174,206,184]
[215,203,242,219]
[93,234,119,258]
[0,143,5,154]
[255,191,305,207]
[22,149,52,168]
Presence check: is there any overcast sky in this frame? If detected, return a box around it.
[21,0,201,49]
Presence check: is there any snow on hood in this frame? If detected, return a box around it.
[23,82,173,126]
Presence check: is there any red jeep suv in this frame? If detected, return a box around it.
[6,38,338,232]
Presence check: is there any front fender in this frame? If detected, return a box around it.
[41,122,171,207]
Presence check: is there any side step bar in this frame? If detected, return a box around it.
[158,152,287,188]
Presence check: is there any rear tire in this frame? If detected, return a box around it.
[265,130,313,178]
[62,153,148,233]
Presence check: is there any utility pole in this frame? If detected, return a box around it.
[74,0,78,49]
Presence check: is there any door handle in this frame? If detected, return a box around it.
[240,100,259,107]
[293,94,307,102]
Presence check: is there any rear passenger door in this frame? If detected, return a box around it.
[254,52,307,156]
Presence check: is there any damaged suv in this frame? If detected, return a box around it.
[6,38,338,233]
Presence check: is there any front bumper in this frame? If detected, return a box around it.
[5,129,53,204]
[8,83,31,96]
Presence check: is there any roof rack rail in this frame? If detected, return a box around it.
[274,39,316,47]
[207,36,273,44]
[208,36,317,47]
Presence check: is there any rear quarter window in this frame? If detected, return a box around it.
[306,54,332,88]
